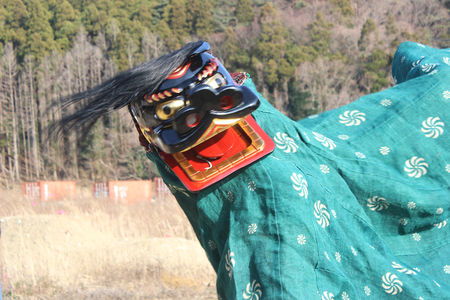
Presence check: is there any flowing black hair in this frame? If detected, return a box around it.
[53,40,204,136]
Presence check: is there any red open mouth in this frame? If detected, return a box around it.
[158,116,274,191]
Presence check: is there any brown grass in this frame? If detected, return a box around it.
[0,187,216,299]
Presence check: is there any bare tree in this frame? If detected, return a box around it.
[2,43,20,181]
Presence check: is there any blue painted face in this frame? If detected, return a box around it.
[130,42,260,154]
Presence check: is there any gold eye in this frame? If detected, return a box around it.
[203,73,226,89]
[155,99,185,120]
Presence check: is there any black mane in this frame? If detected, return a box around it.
[53,40,204,136]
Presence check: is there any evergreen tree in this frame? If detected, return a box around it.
[24,0,57,59]
[235,0,254,24]
[49,0,80,51]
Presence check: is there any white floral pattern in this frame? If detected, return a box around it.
[379,146,390,155]
[380,99,392,106]
[421,117,444,138]
[320,164,330,174]
[274,132,299,153]
[382,272,403,295]
[248,181,256,191]
[208,240,217,250]
[404,156,428,178]
[338,134,349,140]
[321,291,335,300]
[444,265,450,274]
[446,164,450,173]
[297,234,306,245]
[248,223,258,234]
[367,196,389,211]
[364,286,371,296]
[313,132,336,150]
[443,90,450,99]
[227,191,234,202]
[412,232,421,241]
[339,110,366,126]
[225,249,235,278]
[335,252,341,263]
[436,207,444,215]
[291,172,309,199]
[341,291,349,300]
[399,218,408,226]
[314,200,331,228]
[392,261,417,275]
[243,280,262,300]
[351,246,357,256]
[407,201,416,210]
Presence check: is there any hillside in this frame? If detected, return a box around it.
[0,0,448,184]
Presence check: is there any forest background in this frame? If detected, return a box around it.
[0,0,448,186]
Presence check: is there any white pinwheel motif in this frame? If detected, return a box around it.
[248,223,258,234]
[399,218,408,226]
[382,272,403,295]
[364,286,371,296]
[367,196,389,211]
[225,249,235,278]
[341,291,349,300]
[243,280,262,300]
[274,132,299,153]
[313,132,336,150]
[443,91,450,99]
[291,172,309,199]
[392,261,417,275]
[248,181,256,191]
[351,246,357,256]
[446,164,450,173]
[421,63,437,73]
[444,57,450,65]
[338,134,349,140]
[380,99,392,106]
[314,200,330,228]
[321,291,335,300]
[320,164,330,174]
[379,146,390,155]
[421,117,444,138]
[434,219,447,229]
[436,207,444,215]
[297,234,306,245]
[339,110,366,126]
[404,156,428,178]
[355,152,366,159]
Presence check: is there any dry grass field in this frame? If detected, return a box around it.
[0,187,216,299]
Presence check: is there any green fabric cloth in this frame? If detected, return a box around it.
[147,42,450,299]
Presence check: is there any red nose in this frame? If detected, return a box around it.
[219,96,234,110]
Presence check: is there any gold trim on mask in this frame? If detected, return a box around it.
[172,119,265,182]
